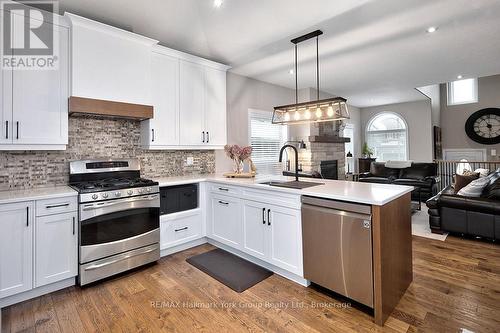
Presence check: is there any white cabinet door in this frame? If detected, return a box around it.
[242,200,268,261]
[210,195,241,248]
[179,60,205,145]
[35,212,77,287]
[268,205,302,275]
[0,62,12,145]
[142,52,179,147]
[204,67,226,146]
[12,24,69,145]
[0,202,33,298]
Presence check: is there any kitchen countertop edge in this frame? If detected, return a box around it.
[0,185,78,205]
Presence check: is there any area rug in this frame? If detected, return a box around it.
[186,248,273,292]
[411,206,448,241]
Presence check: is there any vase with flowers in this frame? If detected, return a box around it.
[224,144,256,177]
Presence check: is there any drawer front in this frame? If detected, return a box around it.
[160,211,202,249]
[209,183,241,197]
[36,196,78,217]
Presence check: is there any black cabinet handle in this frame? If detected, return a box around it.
[16,121,19,140]
[5,121,7,139]
[218,200,229,205]
[175,227,188,232]
[202,131,205,143]
[152,129,155,142]
[218,187,229,192]
[206,132,210,143]
[262,208,266,224]
[72,217,75,235]
[46,203,70,209]
[267,209,271,226]
[26,206,29,227]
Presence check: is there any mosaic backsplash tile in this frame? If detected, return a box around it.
[0,117,215,191]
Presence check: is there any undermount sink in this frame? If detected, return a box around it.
[259,180,324,189]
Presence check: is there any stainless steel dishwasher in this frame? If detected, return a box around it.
[301,196,373,308]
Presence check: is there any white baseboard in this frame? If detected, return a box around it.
[160,237,208,257]
[207,239,310,287]
[0,277,75,309]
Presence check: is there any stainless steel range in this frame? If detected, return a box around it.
[69,159,160,285]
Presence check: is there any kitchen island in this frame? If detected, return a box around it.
[155,174,413,326]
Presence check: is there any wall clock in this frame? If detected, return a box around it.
[465,108,500,145]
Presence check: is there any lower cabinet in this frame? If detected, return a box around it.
[35,212,78,288]
[209,194,242,248]
[0,202,33,298]
[160,209,202,250]
[0,196,78,301]
[242,200,302,275]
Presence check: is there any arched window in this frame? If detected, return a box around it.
[366,112,408,161]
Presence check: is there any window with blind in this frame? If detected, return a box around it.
[249,109,288,175]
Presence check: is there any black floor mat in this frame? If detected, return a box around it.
[186,248,273,293]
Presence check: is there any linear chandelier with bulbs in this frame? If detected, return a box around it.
[272,30,349,125]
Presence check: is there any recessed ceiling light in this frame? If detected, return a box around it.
[457,75,463,79]
[213,0,223,8]
[426,26,438,33]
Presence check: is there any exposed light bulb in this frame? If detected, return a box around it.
[426,26,437,33]
[457,75,463,79]
[315,107,322,119]
[327,105,334,117]
[304,109,311,120]
[284,113,290,121]
[294,111,301,121]
[213,0,223,8]
[288,69,294,75]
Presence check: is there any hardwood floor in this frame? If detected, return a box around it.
[2,235,499,333]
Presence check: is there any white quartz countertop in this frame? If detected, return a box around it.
[155,174,414,206]
[0,185,78,205]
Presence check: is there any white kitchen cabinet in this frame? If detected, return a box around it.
[268,205,302,274]
[179,60,206,146]
[141,51,180,147]
[0,202,33,298]
[0,9,69,150]
[65,13,158,105]
[204,67,227,146]
[209,194,242,248]
[242,200,268,261]
[35,212,78,288]
[160,209,202,250]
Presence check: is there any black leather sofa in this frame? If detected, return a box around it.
[358,162,439,200]
[426,170,500,240]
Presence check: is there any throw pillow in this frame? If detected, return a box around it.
[474,168,490,177]
[462,170,478,176]
[454,174,479,193]
[457,177,490,197]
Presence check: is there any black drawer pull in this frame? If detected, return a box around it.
[262,208,266,224]
[26,206,29,227]
[218,200,229,205]
[72,217,75,235]
[16,121,19,140]
[5,121,8,139]
[267,209,271,226]
[46,203,70,209]
[218,187,229,191]
[175,227,188,232]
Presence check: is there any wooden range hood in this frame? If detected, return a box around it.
[69,96,153,120]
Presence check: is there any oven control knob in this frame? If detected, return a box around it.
[138,188,144,194]
[91,194,98,200]
[146,187,152,193]
[115,192,121,197]
[102,193,108,199]
[127,190,133,196]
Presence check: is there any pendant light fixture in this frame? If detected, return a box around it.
[272,30,350,125]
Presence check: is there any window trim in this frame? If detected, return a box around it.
[446,78,478,106]
[365,111,409,162]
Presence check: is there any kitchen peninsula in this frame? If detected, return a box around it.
[155,174,413,326]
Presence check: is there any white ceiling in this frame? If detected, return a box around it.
[58,0,500,108]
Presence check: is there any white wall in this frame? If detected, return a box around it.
[345,105,361,171]
[216,72,294,173]
[417,85,441,127]
[360,100,433,162]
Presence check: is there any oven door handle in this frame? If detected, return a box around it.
[82,195,159,211]
[83,247,157,271]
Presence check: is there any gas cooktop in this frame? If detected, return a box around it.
[70,177,158,193]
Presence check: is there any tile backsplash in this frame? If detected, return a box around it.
[0,117,215,191]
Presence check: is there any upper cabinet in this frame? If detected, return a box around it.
[65,13,158,105]
[141,47,229,150]
[0,7,69,150]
